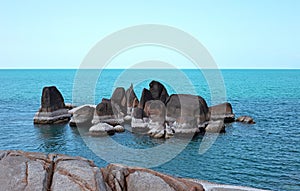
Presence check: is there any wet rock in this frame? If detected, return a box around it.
[149,80,169,104]
[34,86,71,124]
[69,105,95,127]
[236,116,256,124]
[209,102,235,123]
[205,120,225,133]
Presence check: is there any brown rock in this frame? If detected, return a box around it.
[236,116,256,124]
[101,164,204,191]
[69,105,95,127]
[139,88,153,110]
[40,86,65,112]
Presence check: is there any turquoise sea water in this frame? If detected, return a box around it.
[0,69,299,191]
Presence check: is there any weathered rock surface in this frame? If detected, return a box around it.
[138,88,153,110]
[209,102,235,123]
[236,116,256,124]
[111,87,127,115]
[0,151,269,191]
[34,86,71,124]
[69,105,95,127]
[101,163,204,191]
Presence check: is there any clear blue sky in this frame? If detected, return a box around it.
[0,1,299,69]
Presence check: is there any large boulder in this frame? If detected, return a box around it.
[205,120,226,133]
[95,98,114,117]
[111,87,127,115]
[149,80,169,104]
[209,102,235,123]
[0,150,108,191]
[166,94,209,125]
[69,105,95,127]
[89,123,115,136]
[33,86,71,124]
[101,164,204,191]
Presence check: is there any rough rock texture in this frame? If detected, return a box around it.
[146,100,167,138]
[69,105,95,127]
[209,102,235,123]
[236,116,256,124]
[0,150,107,191]
[0,151,268,191]
[89,123,115,136]
[33,86,71,124]
[101,164,204,191]
[149,80,169,104]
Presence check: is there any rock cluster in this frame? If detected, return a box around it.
[34,82,255,137]
[0,150,268,191]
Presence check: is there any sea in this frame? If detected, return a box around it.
[0,69,299,191]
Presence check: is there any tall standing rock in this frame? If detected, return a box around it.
[125,84,139,115]
[34,86,71,124]
[138,88,153,110]
[111,87,127,115]
[149,80,169,104]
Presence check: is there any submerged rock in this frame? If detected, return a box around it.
[33,86,71,124]
[236,116,256,124]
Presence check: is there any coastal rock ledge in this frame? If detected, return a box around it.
[0,150,268,191]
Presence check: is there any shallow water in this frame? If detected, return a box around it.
[0,69,299,191]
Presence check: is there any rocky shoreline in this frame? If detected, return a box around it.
[0,150,268,191]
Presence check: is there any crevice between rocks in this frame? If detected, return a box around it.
[44,154,56,191]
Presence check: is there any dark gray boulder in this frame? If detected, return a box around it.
[149,80,169,104]
[138,88,153,110]
[166,94,209,124]
[125,84,139,113]
[33,86,71,124]
[111,87,127,114]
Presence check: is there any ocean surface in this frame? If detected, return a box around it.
[0,69,299,191]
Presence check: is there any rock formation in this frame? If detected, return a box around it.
[149,80,169,104]
[33,86,71,124]
[209,102,235,123]
[0,150,268,191]
[236,116,256,124]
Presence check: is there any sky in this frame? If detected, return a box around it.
[0,0,299,69]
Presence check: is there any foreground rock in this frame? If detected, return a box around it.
[33,86,71,124]
[0,150,269,191]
